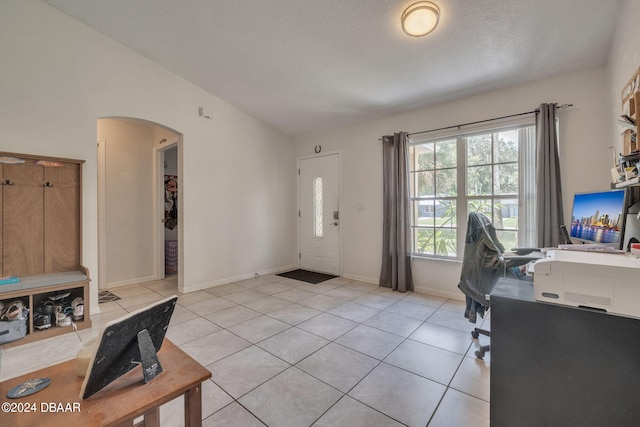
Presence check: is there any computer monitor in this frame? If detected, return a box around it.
[80,295,177,400]
[569,189,627,247]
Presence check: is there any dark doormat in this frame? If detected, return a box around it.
[98,290,121,303]
[276,269,337,284]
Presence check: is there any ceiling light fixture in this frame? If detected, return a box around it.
[401,1,440,38]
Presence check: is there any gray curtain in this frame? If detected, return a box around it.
[536,103,565,247]
[380,132,413,292]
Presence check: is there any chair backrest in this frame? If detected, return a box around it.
[458,212,506,305]
[464,212,504,252]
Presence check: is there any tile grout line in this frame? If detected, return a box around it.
[7,279,487,425]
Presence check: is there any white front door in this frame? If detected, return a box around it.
[298,153,340,275]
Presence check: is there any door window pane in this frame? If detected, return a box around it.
[314,177,323,237]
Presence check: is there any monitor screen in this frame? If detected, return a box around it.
[570,189,626,247]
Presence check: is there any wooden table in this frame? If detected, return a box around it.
[0,339,211,427]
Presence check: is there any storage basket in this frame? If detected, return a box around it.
[0,314,28,344]
[165,240,178,274]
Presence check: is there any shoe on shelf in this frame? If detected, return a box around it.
[71,297,84,321]
[57,312,71,327]
[34,313,51,330]
[1,300,25,321]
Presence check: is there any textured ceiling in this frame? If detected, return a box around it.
[43,0,621,136]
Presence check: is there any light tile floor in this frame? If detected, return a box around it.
[0,274,491,426]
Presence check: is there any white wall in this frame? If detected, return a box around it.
[0,0,296,313]
[608,0,640,153]
[97,119,156,286]
[295,66,612,298]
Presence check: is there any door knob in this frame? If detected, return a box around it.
[333,221,339,226]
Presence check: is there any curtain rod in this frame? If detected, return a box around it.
[380,103,573,140]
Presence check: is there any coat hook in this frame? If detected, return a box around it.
[314,145,321,153]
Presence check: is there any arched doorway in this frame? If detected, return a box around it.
[97,117,183,292]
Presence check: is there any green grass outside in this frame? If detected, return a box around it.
[415,216,519,255]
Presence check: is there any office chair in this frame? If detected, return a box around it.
[458,212,538,359]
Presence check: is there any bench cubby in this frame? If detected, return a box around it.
[0,267,91,348]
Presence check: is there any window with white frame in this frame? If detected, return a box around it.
[409,122,537,258]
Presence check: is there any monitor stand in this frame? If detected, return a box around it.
[138,329,163,383]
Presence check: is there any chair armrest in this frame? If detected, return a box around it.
[504,255,540,268]
[510,247,540,255]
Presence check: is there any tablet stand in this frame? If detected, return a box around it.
[138,329,162,383]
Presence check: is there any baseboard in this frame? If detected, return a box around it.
[341,273,379,285]
[260,264,298,276]
[183,264,297,293]
[414,284,464,300]
[105,275,158,289]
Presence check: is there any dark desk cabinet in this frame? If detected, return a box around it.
[490,279,640,427]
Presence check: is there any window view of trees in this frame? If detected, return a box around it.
[412,138,457,256]
[410,126,532,258]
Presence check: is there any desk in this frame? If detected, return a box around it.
[490,278,640,427]
[0,339,211,427]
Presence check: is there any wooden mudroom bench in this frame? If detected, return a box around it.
[0,267,91,348]
[0,151,90,348]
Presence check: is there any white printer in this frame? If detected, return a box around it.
[533,249,640,318]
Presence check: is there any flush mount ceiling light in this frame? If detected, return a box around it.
[401,1,440,37]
